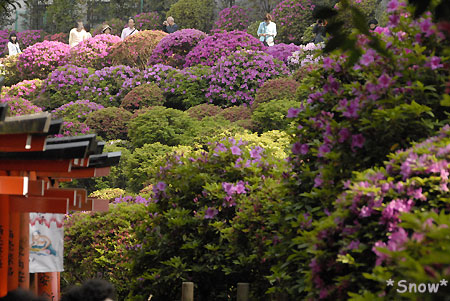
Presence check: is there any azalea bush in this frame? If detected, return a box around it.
[44,32,68,43]
[271,0,315,44]
[206,50,289,107]
[306,126,450,299]
[218,105,251,123]
[0,79,42,102]
[148,29,207,68]
[167,0,215,32]
[264,43,301,65]
[186,103,223,120]
[252,77,300,109]
[120,83,165,112]
[213,6,251,32]
[287,42,324,71]
[0,95,43,116]
[108,30,167,68]
[63,202,148,300]
[51,100,104,122]
[252,98,300,133]
[69,34,121,69]
[16,41,71,80]
[55,121,91,137]
[86,107,132,141]
[128,132,291,300]
[134,12,162,31]
[0,29,45,56]
[184,30,264,67]
[0,55,21,85]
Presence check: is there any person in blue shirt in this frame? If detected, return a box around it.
[257,13,277,46]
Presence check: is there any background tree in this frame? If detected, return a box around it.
[167,0,215,32]
[45,0,81,33]
[144,0,178,15]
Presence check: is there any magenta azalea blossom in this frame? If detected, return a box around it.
[156,181,167,191]
[351,134,365,150]
[287,107,302,118]
[204,207,218,219]
[230,146,242,156]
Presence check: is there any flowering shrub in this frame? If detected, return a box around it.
[287,42,324,70]
[184,30,264,67]
[55,121,91,137]
[206,50,289,107]
[167,0,215,32]
[108,30,167,68]
[0,29,45,56]
[128,132,290,300]
[51,100,104,122]
[134,12,162,31]
[252,98,300,133]
[271,0,315,44]
[0,79,42,102]
[148,29,207,68]
[86,107,132,141]
[217,105,251,122]
[37,65,94,109]
[264,43,300,65]
[306,126,450,299]
[69,34,121,69]
[335,0,379,32]
[252,77,300,109]
[17,41,71,80]
[0,55,21,85]
[63,202,148,300]
[0,95,42,116]
[186,103,223,120]
[120,83,165,112]
[44,32,68,44]
[213,6,251,32]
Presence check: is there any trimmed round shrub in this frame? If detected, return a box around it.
[44,32,68,43]
[264,43,301,65]
[120,83,165,112]
[213,6,251,32]
[186,103,223,120]
[167,0,215,32]
[307,126,450,299]
[128,106,196,148]
[271,0,315,44]
[17,29,45,49]
[108,30,168,68]
[184,30,265,67]
[16,41,71,80]
[251,98,300,132]
[51,100,104,122]
[148,29,207,68]
[134,12,162,31]
[0,79,43,102]
[218,105,251,122]
[86,107,132,140]
[69,34,121,69]
[206,50,289,107]
[92,18,124,37]
[55,121,91,137]
[252,77,300,109]
[89,188,126,201]
[0,95,43,116]
[37,65,94,110]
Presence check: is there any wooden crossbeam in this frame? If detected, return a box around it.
[0,176,28,195]
[9,196,69,213]
[36,167,110,179]
[0,134,47,152]
[28,180,47,196]
[0,159,72,172]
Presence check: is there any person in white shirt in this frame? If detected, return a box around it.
[257,13,277,46]
[69,21,87,47]
[83,23,92,40]
[7,33,21,56]
[121,18,139,40]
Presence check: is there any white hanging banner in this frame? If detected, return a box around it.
[29,213,64,273]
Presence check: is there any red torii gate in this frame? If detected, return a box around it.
[0,103,121,299]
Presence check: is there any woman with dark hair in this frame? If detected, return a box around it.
[101,24,112,34]
[121,17,139,40]
[69,20,87,47]
[257,13,277,46]
[7,32,21,56]
[83,23,92,40]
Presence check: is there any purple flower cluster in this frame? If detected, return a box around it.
[213,6,251,32]
[0,29,45,57]
[0,95,43,116]
[206,50,289,106]
[149,29,207,68]
[113,195,153,205]
[264,43,301,65]
[69,34,121,69]
[55,120,91,137]
[184,30,264,67]
[17,40,71,80]
[134,12,162,31]
[0,79,42,102]
[51,100,104,122]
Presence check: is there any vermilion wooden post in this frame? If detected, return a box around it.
[18,213,29,289]
[7,211,20,291]
[0,195,10,297]
[38,272,59,301]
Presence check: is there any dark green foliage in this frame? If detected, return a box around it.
[86,107,132,140]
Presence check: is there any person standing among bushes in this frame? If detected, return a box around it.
[368,18,378,30]
[102,24,112,35]
[313,19,327,43]
[257,13,277,46]
[69,21,87,47]
[7,32,21,56]
[84,23,92,40]
[121,18,139,40]
[163,16,179,33]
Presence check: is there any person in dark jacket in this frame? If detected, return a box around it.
[313,19,327,43]
[163,16,179,33]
